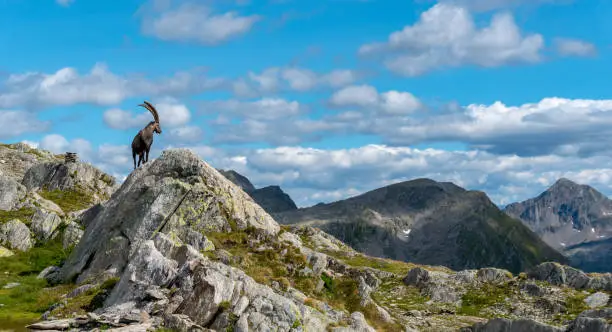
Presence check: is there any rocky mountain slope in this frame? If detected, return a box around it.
[273,178,566,274]
[0,147,609,331]
[219,169,298,213]
[505,178,612,272]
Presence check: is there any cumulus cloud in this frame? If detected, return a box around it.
[233,67,360,97]
[103,98,192,130]
[0,63,225,110]
[363,97,612,157]
[0,110,50,139]
[167,126,204,143]
[200,98,304,121]
[554,38,597,57]
[329,84,422,115]
[359,4,544,76]
[140,1,260,45]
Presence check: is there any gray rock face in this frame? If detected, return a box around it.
[0,219,33,251]
[57,149,279,284]
[330,312,376,332]
[528,262,612,291]
[62,222,84,249]
[22,160,117,203]
[476,268,512,284]
[0,175,26,210]
[30,208,62,241]
[462,318,565,332]
[217,169,256,193]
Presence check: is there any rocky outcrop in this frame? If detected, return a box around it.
[22,159,117,204]
[58,149,279,284]
[528,262,611,291]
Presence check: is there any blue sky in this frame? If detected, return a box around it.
[2,0,612,207]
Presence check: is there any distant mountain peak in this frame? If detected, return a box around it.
[549,177,579,190]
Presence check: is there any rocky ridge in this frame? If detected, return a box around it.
[19,149,610,332]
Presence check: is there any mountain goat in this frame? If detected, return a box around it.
[131,101,162,169]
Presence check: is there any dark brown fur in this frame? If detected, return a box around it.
[131,101,162,169]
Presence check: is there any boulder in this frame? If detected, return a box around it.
[585,292,610,309]
[0,175,26,210]
[0,219,33,251]
[476,268,512,284]
[30,208,62,241]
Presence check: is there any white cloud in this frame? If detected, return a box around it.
[0,110,50,139]
[201,98,303,121]
[140,2,260,45]
[103,98,191,130]
[365,97,612,156]
[359,4,543,76]
[0,63,225,110]
[233,67,360,97]
[168,126,203,143]
[330,84,422,115]
[436,0,566,12]
[554,38,597,57]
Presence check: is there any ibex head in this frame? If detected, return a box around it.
[139,101,162,134]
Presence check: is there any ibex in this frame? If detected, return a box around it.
[131,101,162,169]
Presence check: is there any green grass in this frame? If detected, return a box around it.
[458,282,513,317]
[39,188,94,213]
[0,237,73,328]
[0,208,36,225]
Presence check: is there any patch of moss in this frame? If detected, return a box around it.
[458,282,513,317]
[39,187,94,213]
[0,207,35,225]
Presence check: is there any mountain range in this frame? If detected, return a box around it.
[220,172,566,274]
[221,170,612,273]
